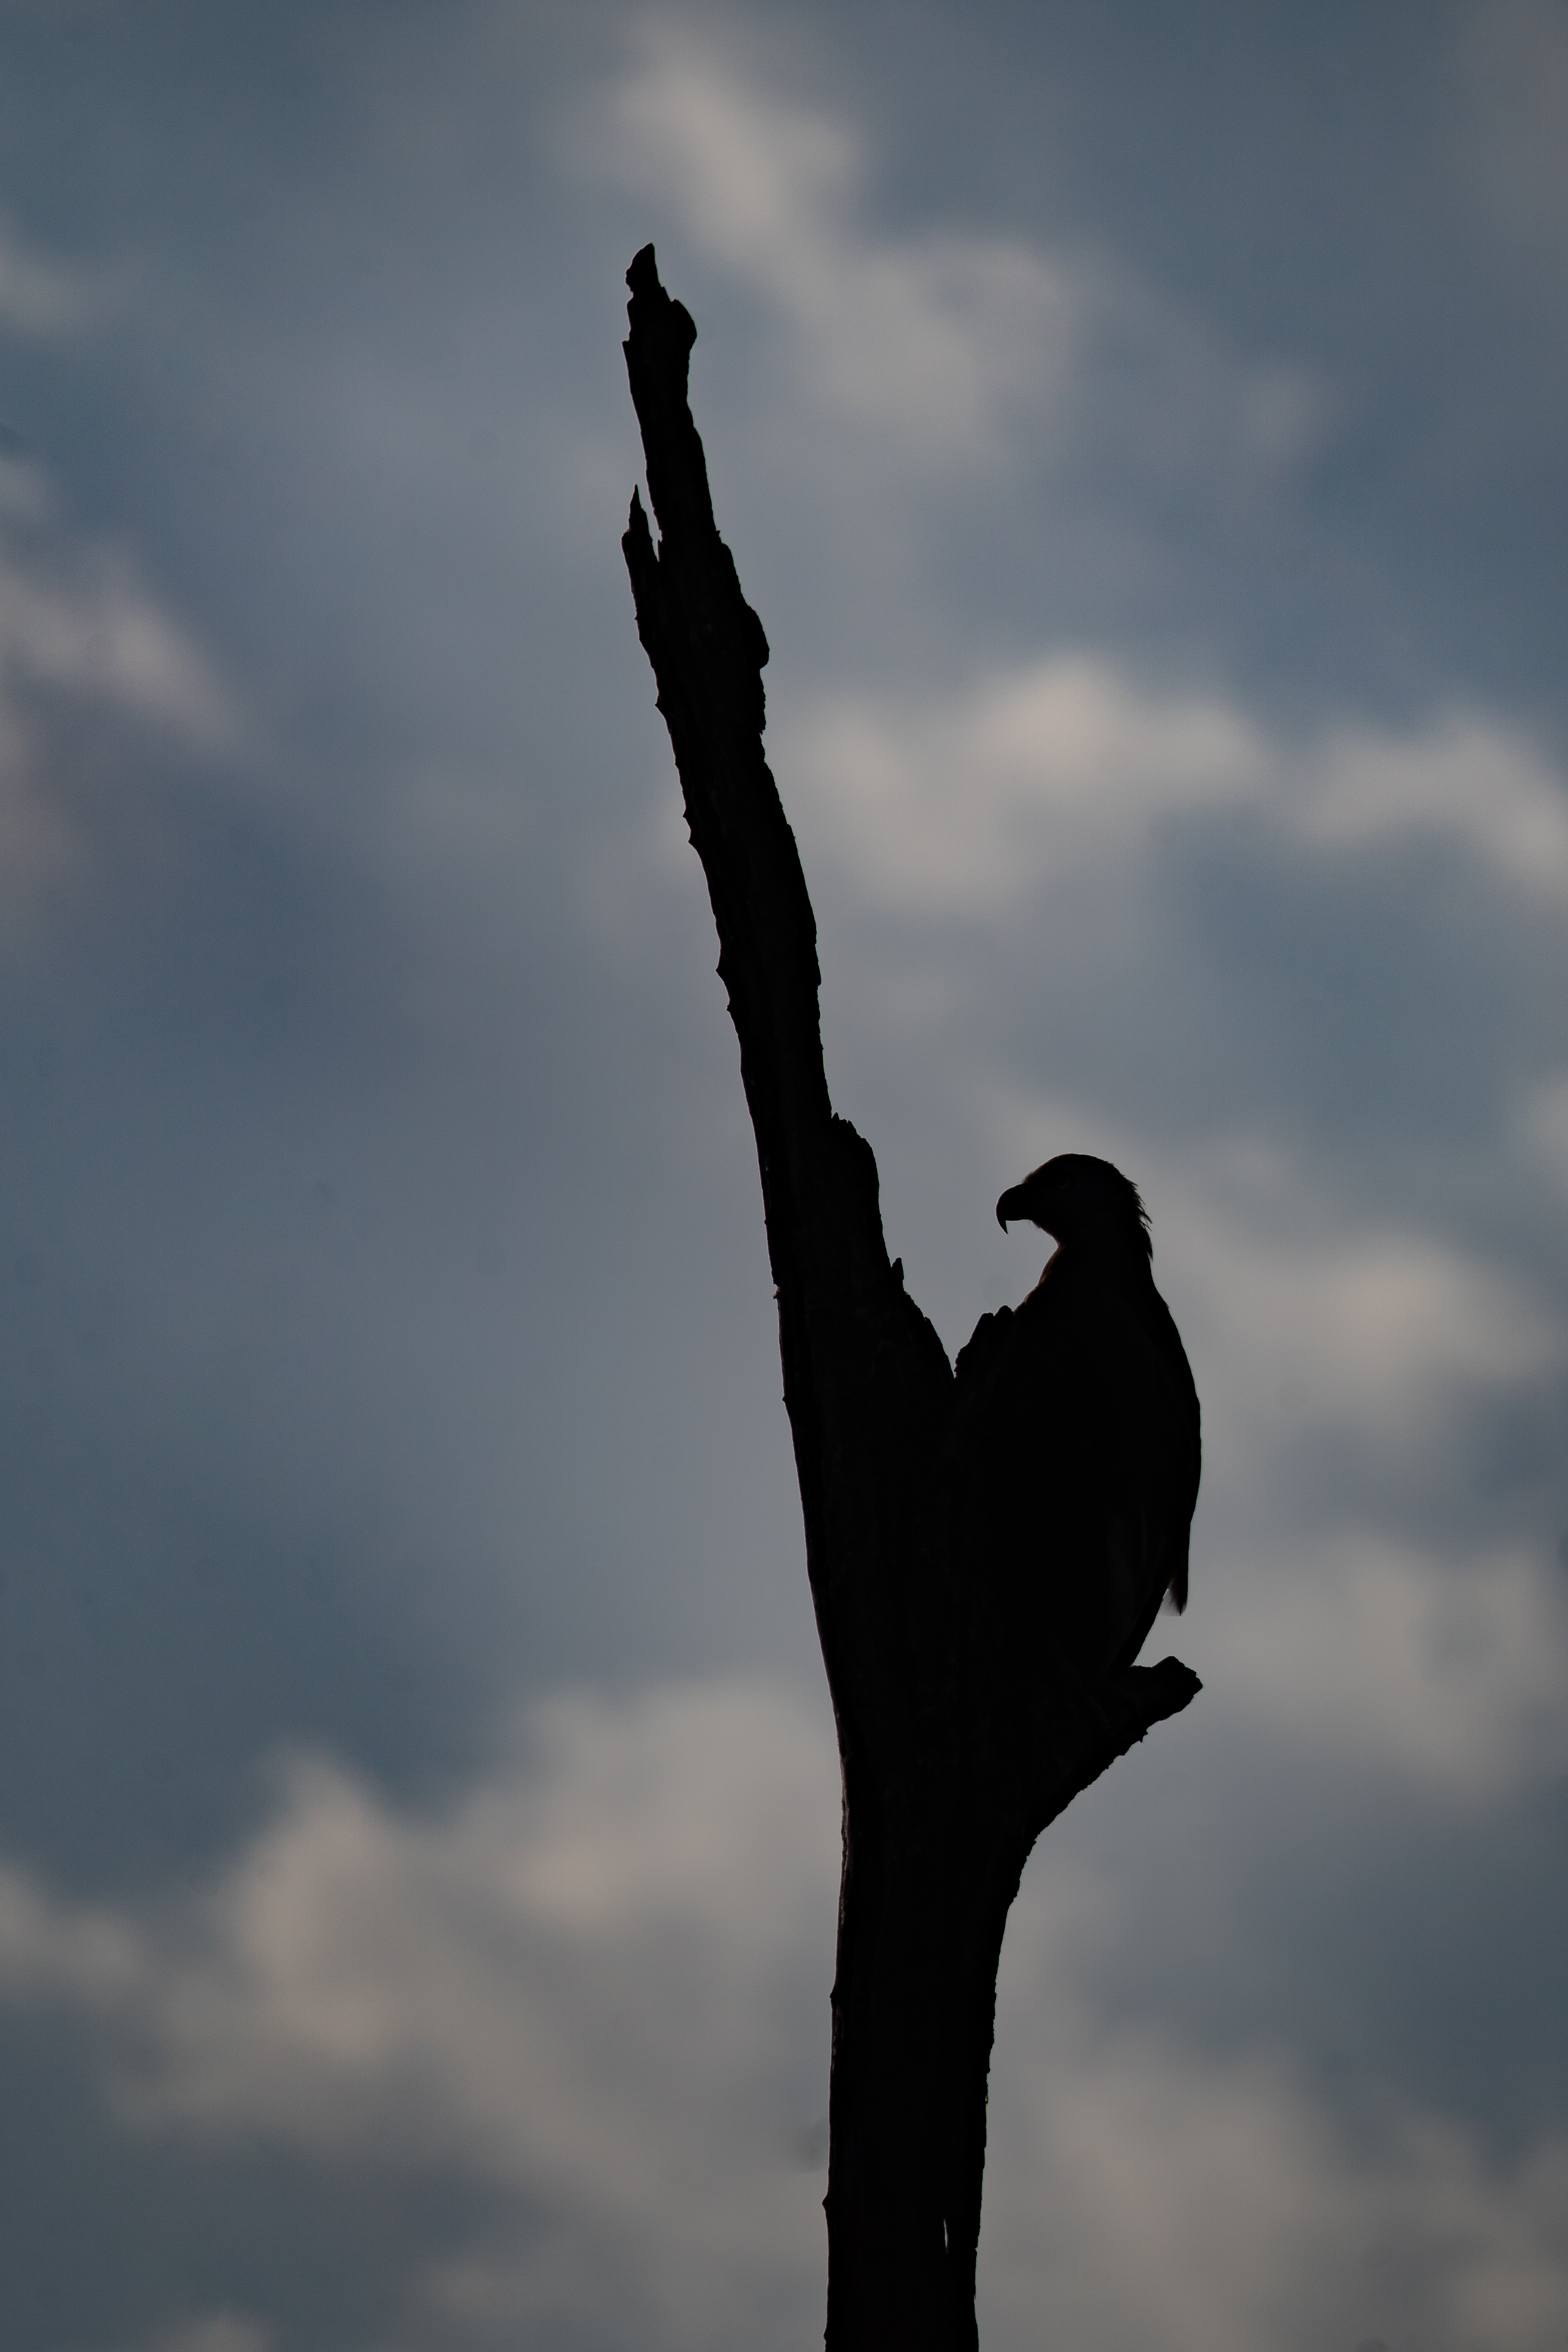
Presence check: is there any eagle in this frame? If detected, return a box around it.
[954,1153,1200,1678]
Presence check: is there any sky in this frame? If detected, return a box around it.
[0,3,1565,2347]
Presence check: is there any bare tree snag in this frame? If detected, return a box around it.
[621,244,1200,2352]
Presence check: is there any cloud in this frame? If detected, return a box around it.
[1521,1076,1568,1195]
[2,1675,1566,2350]
[593,30,1079,462]
[0,1681,841,2352]
[1196,1536,1568,1797]
[110,2319,273,2352]
[587,30,1323,493]
[1462,1,1568,297]
[0,218,109,337]
[777,653,1568,913]
[781,657,1263,908]
[1166,1157,1561,1465]
[0,540,231,741]
[1300,708,1568,894]
[988,1864,1568,2352]
[0,488,235,934]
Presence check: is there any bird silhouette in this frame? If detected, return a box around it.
[954,1154,1200,1678]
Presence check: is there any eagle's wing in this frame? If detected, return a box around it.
[1101,1280,1201,1669]
[954,1262,1199,1676]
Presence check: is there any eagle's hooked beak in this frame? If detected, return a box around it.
[995,1185,1026,1232]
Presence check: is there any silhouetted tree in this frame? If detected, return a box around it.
[621,245,1200,2352]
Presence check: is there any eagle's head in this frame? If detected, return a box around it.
[995,1153,1152,1256]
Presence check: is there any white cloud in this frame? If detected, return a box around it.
[1196,1536,1568,1797]
[3,1676,1567,2350]
[0,1681,841,2352]
[778,654,1568,913]
[1301,708,1568,894]
[0,543,231,741]
[1521,1076,1568,1203]
[112,2318,273,2352]
[1170,1174,1560,1467]
[0,512,234,934]
[1463,1,1568,294]
[595,31,1079,462]
[588,30,1322,494]
[0,219,108,337]
[987,1864,1568,2352]
[780,656,1264,909]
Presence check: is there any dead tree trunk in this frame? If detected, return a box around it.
[620,244,1199,2352]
